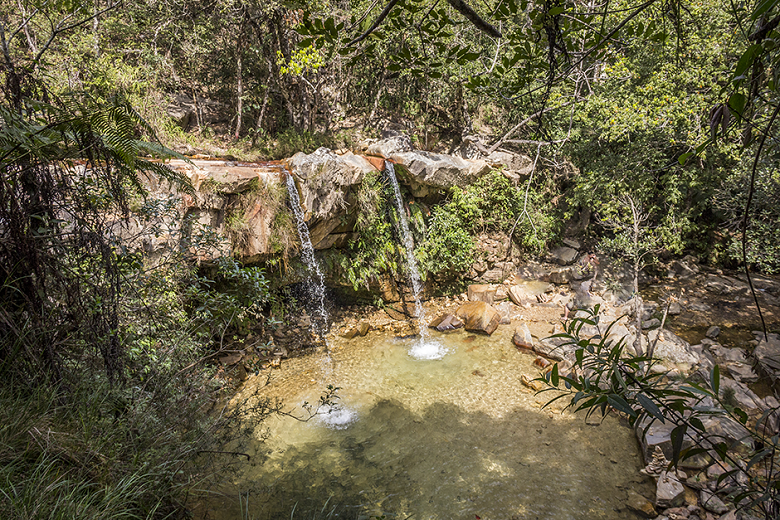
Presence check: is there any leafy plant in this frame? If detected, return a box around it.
[539,306,780,519]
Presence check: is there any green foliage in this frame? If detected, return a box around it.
[715,162,780,273]
[417,204,475,277]
[255,128,335,160]
[418,170,559,277]
[278,46,325,76]
[539,307,780,519]
[342,170,399,290]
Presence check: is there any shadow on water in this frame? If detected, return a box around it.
[200,397,651,520]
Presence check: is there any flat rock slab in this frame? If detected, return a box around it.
[656,471,685,509]
[428,313,464,332]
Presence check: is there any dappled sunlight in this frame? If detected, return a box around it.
[202,327,653,519]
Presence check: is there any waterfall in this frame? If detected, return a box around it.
[284,172,329,337]
[386,164,446,359]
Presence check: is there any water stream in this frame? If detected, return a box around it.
[285,172,329,337]
[386,164,445,360]
[199,327,652,520]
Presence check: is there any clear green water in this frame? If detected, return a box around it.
[198,326,652,520]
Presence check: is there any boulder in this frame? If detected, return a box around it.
[700,490,729,515]
[507,285,530,306]
[725,363,758,383]
[706,326,721,340]
[468,284,497,304]
[513,323,534,349]
[455,301,501,335]
[534,338,574,361]
[626,489,657,518]
[637,416,695,466]
[356,321,370,337]
[546,267,576,284]
[648,329,699,365]
[428,314,464,332]
[548,246,579,265]
[365,135,413,156]
[752,333,780,382]
[643,318,661,329]
[668,255,700,279]
[388,150,492,198]
[657,471,686,509]
[483,150,534,174]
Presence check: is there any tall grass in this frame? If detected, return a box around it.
[0,376,216,519]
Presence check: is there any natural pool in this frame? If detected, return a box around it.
[198,326,653,520]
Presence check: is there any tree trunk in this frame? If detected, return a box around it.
[252,87,269,147]
[234,43,243,140]
[633,261,643,357]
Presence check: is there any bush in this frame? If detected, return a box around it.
[417,170,559,277]
[539,306,780,519]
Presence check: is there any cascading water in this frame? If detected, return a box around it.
[285,171,356,428]
[385,163,446,360]
[284,172,329,338]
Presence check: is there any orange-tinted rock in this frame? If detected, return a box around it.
[428,314,464,332]
[455,301,501,335]
[363,155,386,172]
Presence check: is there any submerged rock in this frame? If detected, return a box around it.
[512,323,534,349]
[455,301,501,335]
[706,326,721,340]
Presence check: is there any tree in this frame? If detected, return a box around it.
[0,2,189,383]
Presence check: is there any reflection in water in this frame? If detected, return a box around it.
[198,327,652,519]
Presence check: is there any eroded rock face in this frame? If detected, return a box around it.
[388,151,492,197]
[288,149,377,249]
[138,159,288,263]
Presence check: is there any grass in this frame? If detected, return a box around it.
[0,375,217,520]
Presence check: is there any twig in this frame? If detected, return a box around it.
[486,101,578,154]
[505,144,542,257]
[197,450,251,460]
[742,101,779,342]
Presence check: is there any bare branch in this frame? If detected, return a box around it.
[348,0,403,47]
[31,2,121,69]
[447,0,502,39]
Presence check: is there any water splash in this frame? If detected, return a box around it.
[386,164,446,360]
[284,172,329,337]
[316,404,358,430]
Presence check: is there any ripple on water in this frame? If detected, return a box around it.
[203,328,653,520]
[316,404,358,430]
